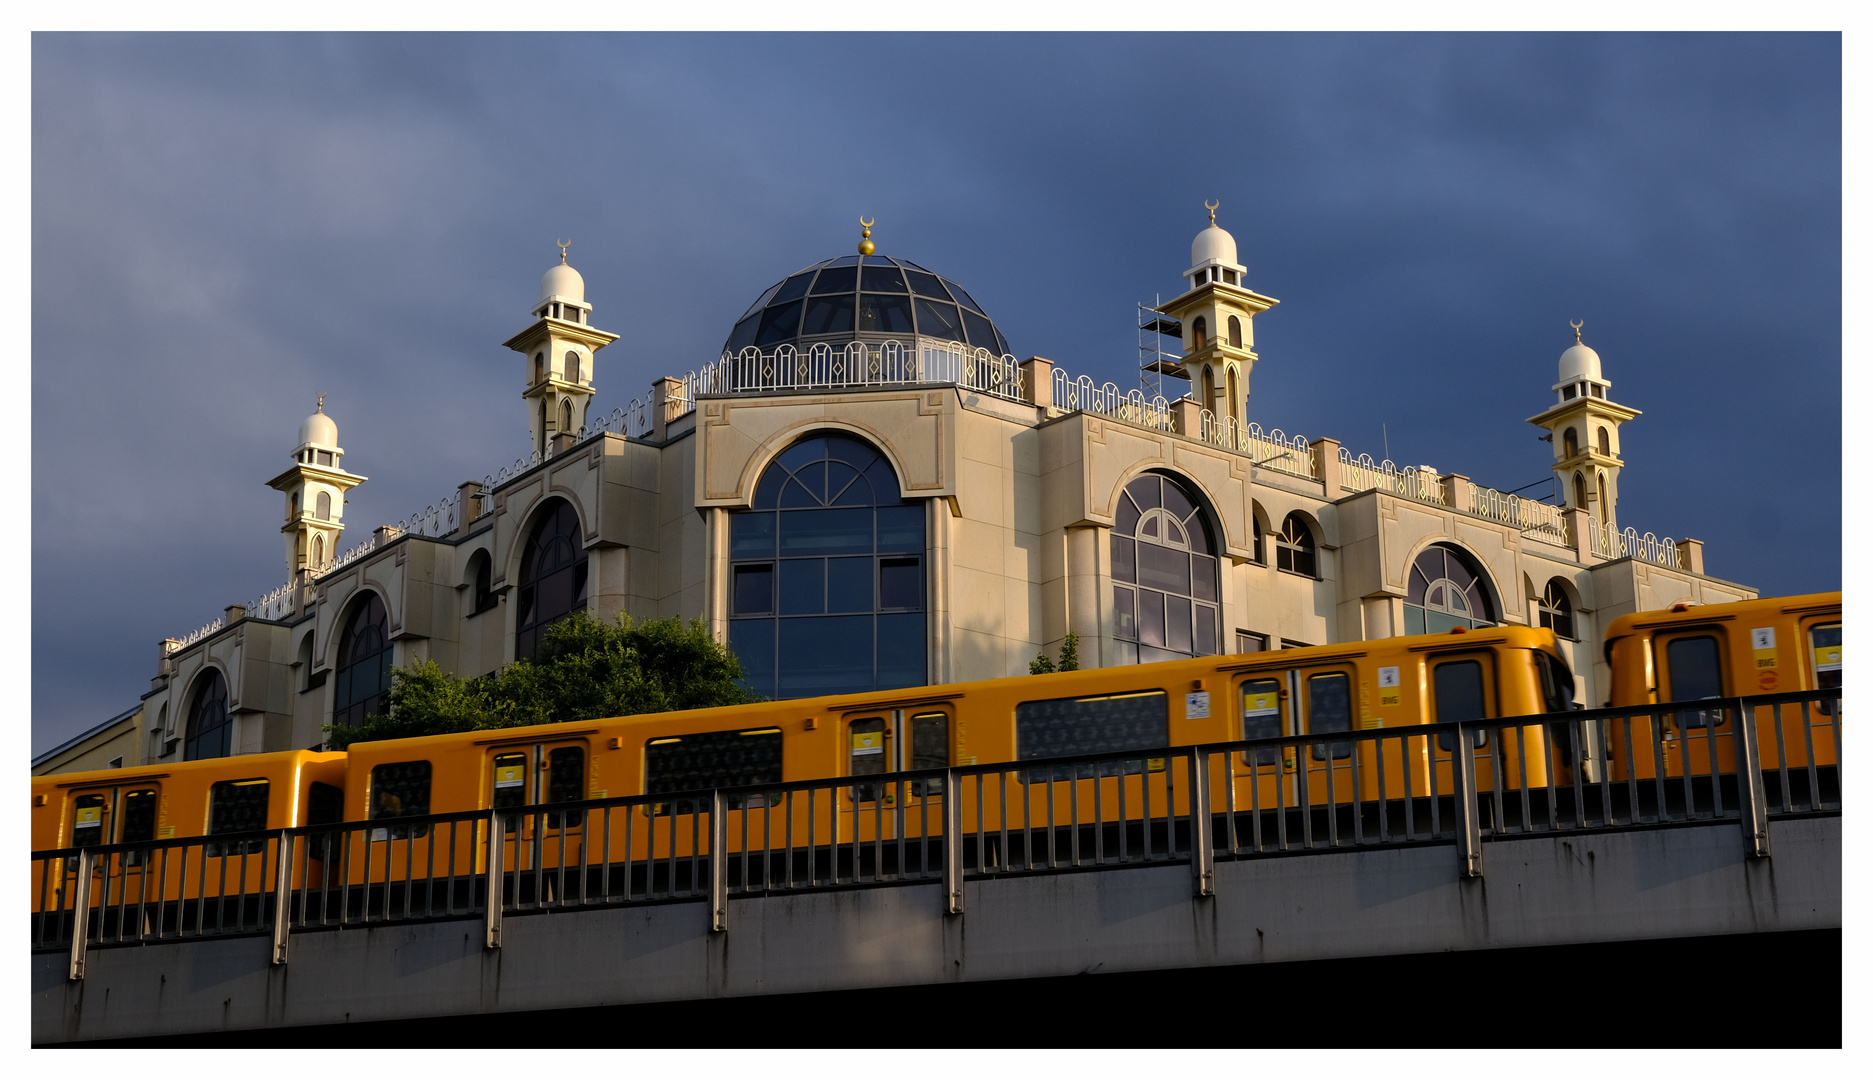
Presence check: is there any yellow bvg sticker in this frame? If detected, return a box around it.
[75,806,102,829]
[850,730,884,756]
[1814,645,1841,671]
[494,764,525,789]
[1242,691,1279,717]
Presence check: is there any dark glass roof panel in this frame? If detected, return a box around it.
[905,270,951,300]
[961,310,998,353]
[857,293,915,334]
[914,298,964,341]
[741,281,783,320]
[755,300,803,347]
[992,326,1011,356]
[802,294,855,336]
[943,279,984,313]
[727,314,760,354]
[829,256,861,267]
[811,266,857,294]
[772,272,815,304]
[860,264,907,292]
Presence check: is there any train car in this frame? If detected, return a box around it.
[1602,592,1840,782]
[31,750,348,920]
[330,623,1577,876]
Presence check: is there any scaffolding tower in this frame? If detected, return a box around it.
[1138,296,1187,400]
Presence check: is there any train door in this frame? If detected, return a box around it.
[1655,630,1729,776]
[843,706,953,843]
[486,738,591,870]
[62,784,162,928]
[1295,664,1358,804]
[1427,652,1497,794]
[1791,615,1841,770]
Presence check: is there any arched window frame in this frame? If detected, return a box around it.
[533,352,545,385]
[332,592,392,729]
[466,549,496,616]
[565,350,582,385]
[1192,316,1208,351]
[184,667,232,761]
[1573,472,1587,512]
[1596,426,1610,456]
[316,491,331,520]
[1404,544,1498,635]
[1538,579,1576,640]
[1227,315,1242,349]
[1562,427,1578,458]
[1110,471,1223,665]
[514,498,588,661]
[559,398,574,435]
[1275,513,1317,578]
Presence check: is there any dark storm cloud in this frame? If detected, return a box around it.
[32,33,1840,753]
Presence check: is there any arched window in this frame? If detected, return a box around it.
[1191,316,1208,351]
[1226,366,1240,420]
[565,350,582,384]
[1538,580,1576,640]
[1251,508,1266,564]
[316,491,331,520]
[1596,427,1610,455]
[1275,513,1317,577]
[1200,365,1216,410]
[1597,473,1609,518]
[533,352,545,385]
[311,533,324,568]
[1111,472,1221,664]
[1405,544,1496,634]
[1573,472,1587,511]
[1562,427,1578,457]
[290,492,300,517]
[467,550,495,615]
[729,434,926,698]
[333,592,392,729]
[559,399,574,435]
[1227,315,1242,349]
[515,499,587,660]
[184,669,231,761]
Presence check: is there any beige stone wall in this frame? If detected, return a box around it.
[33,710,144,776]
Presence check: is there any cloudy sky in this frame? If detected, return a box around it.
[30,33,1840,754]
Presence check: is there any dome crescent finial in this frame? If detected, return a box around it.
[1570,318,1584,343]
[316,393,326,413]
[556,238,571,264]
[858,217,875,256]
[1205,199,1219,225]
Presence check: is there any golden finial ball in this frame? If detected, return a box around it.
[858,237,875,255]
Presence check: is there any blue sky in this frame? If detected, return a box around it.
[30,32,1841,753]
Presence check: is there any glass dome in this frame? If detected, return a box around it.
[723,255,1013,358]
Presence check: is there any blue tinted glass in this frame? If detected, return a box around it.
[877,504,922,551]
[1192,554,1218,602]
[753,468,785,509]
[1112,536,1137,583]
[877,612,926,689]
[857,293,915,334]
[772,272,815,304]
[993,326,1012,355]
[803,294,855,335]
[726,314,760,354]
[1139,543,1191,594]
[830,467,874,507]
[942,279,984,313]
[811,266,857,293]
[733,564,774,614]
[755,300,802,347]
[860,265,907,292]
[914,299,964,341]
[896,259,928,272]
[961,310,998,353]
[826,556,873,613]
[778,476,820,508]
[780,508,873,556]
[905,270,951,300]
[793,461,827,503]
[779,559,825,615]
[864,457,902,503]
[880,556,921,609]
[730,512,775,557]
[780,615,874,697]
[826,436,878,469]
[729,620,776,697]
[740,281,783,320]
[829,256,861,267]
[775,437,826,472]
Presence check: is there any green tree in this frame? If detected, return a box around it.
[324,612,758,749]
[1028,630,1081,675]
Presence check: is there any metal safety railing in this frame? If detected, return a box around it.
[34,689,1838,977]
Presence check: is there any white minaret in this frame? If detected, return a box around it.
[1153,201,1278,428]
[1526,322,1641,531]
[266,397,367,577]
[503,242,619,457]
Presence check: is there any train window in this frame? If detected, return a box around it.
[492,753,528,832]
[1016,689,1168,781]
[1432,660,1490,751]
[646,728,784,814]
[849,717,887,802]
[1240,678,1283,766]
[1538,652,1576,714]
[1305,673,1353,761]
[1811,624,1841,715]
[910,712,949,795]
[207,779,270,856]
[120,789,157,844]
[546,746,586,829]
[71,793,107,849]
[370,761,432,839]
[1664,636,1726,729]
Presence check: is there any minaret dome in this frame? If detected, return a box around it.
[299,401,338,450]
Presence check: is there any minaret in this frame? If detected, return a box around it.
[1154,201,1278,426]
[266,397,367,577]
[502,241,619,457]
[1526,321,1641,530]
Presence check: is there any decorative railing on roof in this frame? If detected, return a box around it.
[682,340,1025,409]
[1338,451,1445,505]
[1051,370,1174,432]
[1589,519,1684,569]
[1200,412,1316,479]
[1469,485,1571,547]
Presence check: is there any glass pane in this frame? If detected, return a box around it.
[828,255,861,267]
[876,503,922,552]
[208,780,270,835]
[548,747,584,803]
[1138,543,1192,594]
[740,280,783,320]
[905,270,951,300]
[1016,690,1168,780]
[1404,606,1426,635]
[860,265,907,292]
[779,559,825,615]
[753,469,785,509]
[780,508,874,556]
[726,314,760,354]
[826,461,866,506]
[1433,660,1490,751]
[1127,475,1162,511]
[755,300,802,347]
[961,309,998,352]
[772,271,815,304]
[72,793,106,847]
[120,789,158,844]
[1426,609,1466,634]
[910,713,948,770]
[827,556,873,613]
[776,437,826,472]
[1666,636,1725,728]
[803,293,855,335]
[731,512,776,558]
[864,457,903,504]
[1139,589,1166,647]
[1111,536,1137,583]
[733,564,774,614]
[1307,673,1354,760]
[877,612,926,689]
[857,293,915,333]
[810,265,857,294]
[729,620,775,698]
[1241,678,1282,766]
[942,279,984,312]
[1114,492,1141,536]
[1166,595,1193,653]
[1194,604,1217,655]
[646,728,784,814]
[371,760,432,838]
[914,298,964,340]
[880,557,922,609]
[1191,555,1217,601]
[1162,481,1194,521]
[1114,586,1136,640]
[780,615,875,697]
[849,716,888,801]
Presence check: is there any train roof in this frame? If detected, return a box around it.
[1603,591,1840,641]
[30,747,345,790]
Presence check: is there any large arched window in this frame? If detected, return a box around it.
[515,499,587,660]
[1538,579,1576,640]
[184,668,231,761]
[1275,513,1317,577]
[1405,544,1497,635]
[729,434,926,698]
[1111,472,1220,664]
[333,592,392,729]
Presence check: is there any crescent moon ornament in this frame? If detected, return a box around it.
[858,217,875,256]
[1570,319,1584,343]
[1205,199,1219,225]
[556,239,571,263]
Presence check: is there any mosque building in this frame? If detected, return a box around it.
[115,210,1753,768]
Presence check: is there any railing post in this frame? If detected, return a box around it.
[271,830,293,965]
[1189,750,1215,897]
[484,811,503,949]
[709,790,728,933]
[1453,725,1483,878]
[1733,697,1772,858]
[943,768,964,915]
[68,848,94,981]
